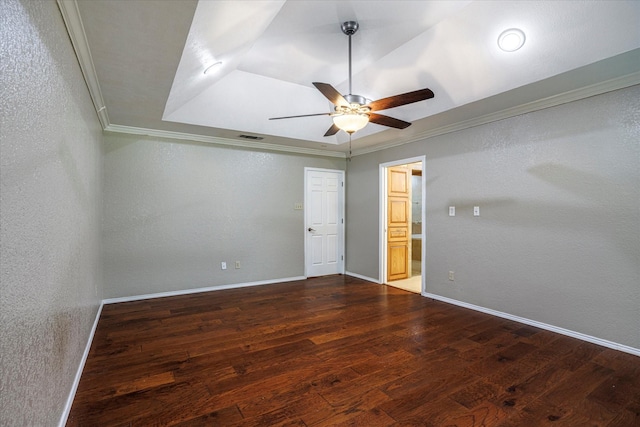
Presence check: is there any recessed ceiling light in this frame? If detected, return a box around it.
[204,61,223,75]
[498,28,526,52]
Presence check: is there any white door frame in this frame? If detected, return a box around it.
[304,167,345,277]
[379,156,426,292]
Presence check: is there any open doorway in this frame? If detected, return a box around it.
[379,157,426,294]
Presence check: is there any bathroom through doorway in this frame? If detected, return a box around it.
[379,156,425,294]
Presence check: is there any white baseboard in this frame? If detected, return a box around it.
[58,302,104,427]
[58,279,637,427]
[422,292,640,358]
[345,271,380,284]
[60,276,304,424]
[102,276,307,305]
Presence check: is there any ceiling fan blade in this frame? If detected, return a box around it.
[313,82,349,107]
[269,112,330,120]
[368,113,411,129]
[324,123,340,137]
[367,88,434,112]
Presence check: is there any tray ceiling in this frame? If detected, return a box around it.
[63,0,640,157]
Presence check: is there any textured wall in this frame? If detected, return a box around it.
[0,1,103,425]
[346,85,640,349]
[103,133,345,299]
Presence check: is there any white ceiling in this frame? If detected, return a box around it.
[68,0,640,157]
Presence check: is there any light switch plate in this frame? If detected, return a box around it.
[449,206,455,216]
[473,206,480,216]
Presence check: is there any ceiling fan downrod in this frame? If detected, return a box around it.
[341,21,359,96]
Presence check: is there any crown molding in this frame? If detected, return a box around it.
[105,124,346,158]
[58,0,638,160]
[57,0,344,159]
[353,72,640,157]
[57,0,109,128]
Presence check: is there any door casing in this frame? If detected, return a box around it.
[379,156,426,292]
[304,167,345,277]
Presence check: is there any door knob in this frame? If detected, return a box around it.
[308,228,315,232]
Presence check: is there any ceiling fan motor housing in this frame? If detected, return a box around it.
[344,94,368,106]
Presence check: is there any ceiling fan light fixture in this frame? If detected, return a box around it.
[268,21,434,137]
[332,113,369,134]
[498,28,525,52]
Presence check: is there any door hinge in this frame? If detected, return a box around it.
[341,255,344,261]
[341,218,344,224]
[342,181,344,187]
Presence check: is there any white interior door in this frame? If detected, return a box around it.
[305,168,345,277]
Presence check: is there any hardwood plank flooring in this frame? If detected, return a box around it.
[67,275,640,426]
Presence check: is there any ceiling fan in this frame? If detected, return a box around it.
[269,21,435,136]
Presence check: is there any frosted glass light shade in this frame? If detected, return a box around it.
[332,113,369,134]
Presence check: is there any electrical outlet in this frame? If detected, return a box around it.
[449,271,455,281]
[221,262,227,270]
[235,261,241,269]
[473,206,480,216]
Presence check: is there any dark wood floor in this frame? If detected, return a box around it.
[68,275,640,426]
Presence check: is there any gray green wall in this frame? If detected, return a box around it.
[1,2,637,425]
[0,0,104,425]
[102,133,345,299]
[346,85,640,349]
